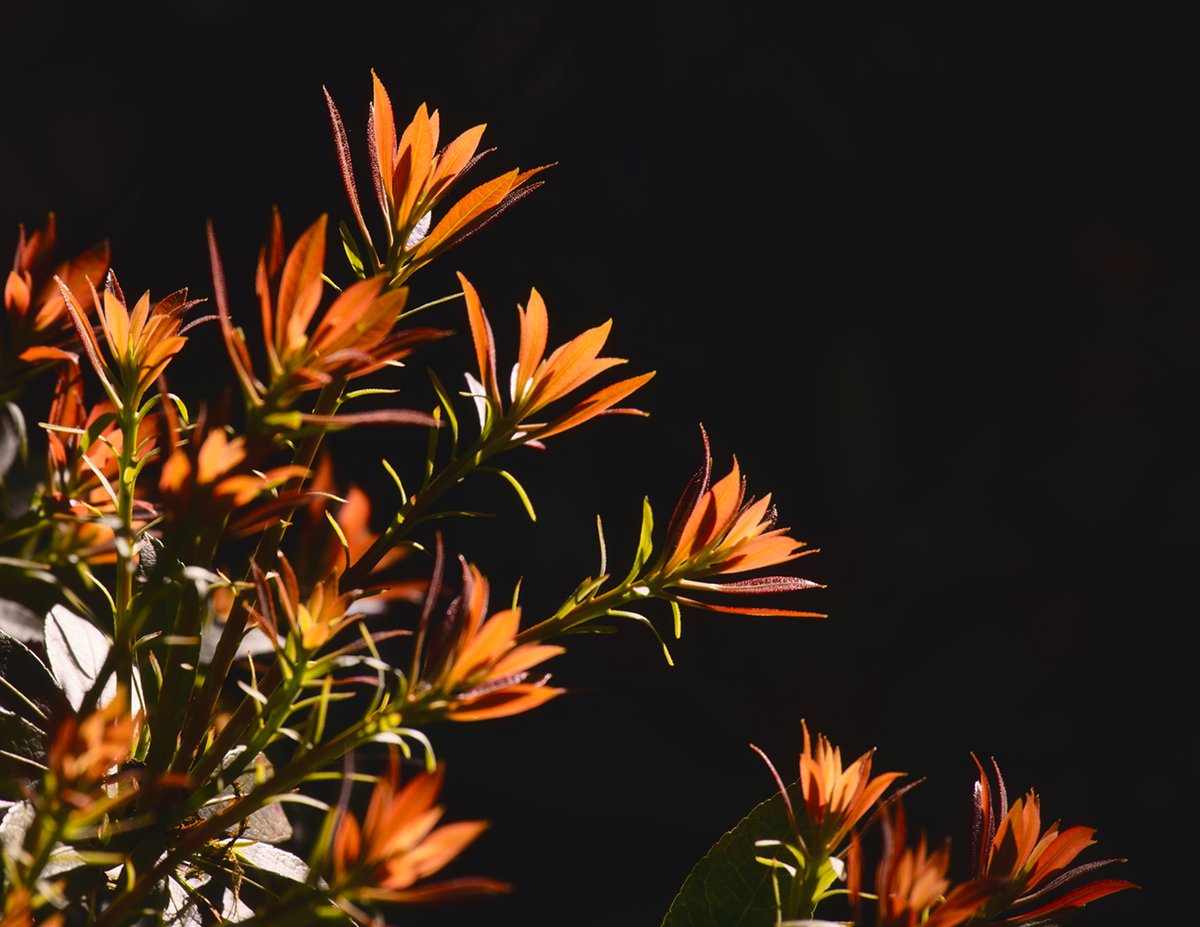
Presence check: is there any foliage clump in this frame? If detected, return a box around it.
[0,72,1131,926]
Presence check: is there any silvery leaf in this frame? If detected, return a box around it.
[200,752,293,844]
[0,402,23,484]
[0,599,43,644]
[404,210,432,249]
[0,801,85,877]
[198,619,280,666]
[43,605,143,716]
[165,869,210,927]
[44,605,113,712]
[235,841,310,883]
[222,888,254,922]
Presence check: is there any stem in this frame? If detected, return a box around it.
[789,855,825,920]
[112,403,141,696]
[514,577,665,645]
[338,431,500,594]
[92,700,438,927]
[19,802,69,894]
[172,380,346,775]
[256,378,349,569]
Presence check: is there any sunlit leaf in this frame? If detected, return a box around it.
[200,752,294,844]
[481,466,537,522]
[622,496,655,584]
[44,604,114,712]
[0,801,87,877]
[660,783,802,927]
[234,840,311,882]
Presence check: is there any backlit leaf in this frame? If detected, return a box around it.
[44,605,114,712]
[660,783,803,927]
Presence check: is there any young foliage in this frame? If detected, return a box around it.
[0,70,1130,927]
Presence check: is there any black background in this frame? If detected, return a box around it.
[2,2,1192,924]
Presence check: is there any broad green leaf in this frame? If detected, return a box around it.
[660,783,802,927]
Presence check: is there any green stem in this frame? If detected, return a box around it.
[171,380,345,776]
[19,801,69,893]
[112,403,141,697]
[92,700,437,927]
[515,576,665,645]
[337,429,506,594]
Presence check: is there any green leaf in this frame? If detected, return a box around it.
[339,220,366,278]
[343,387,402,401]
[324,510,352,574]
[622,497,655,584]
[380,457,408,505]
[559,574,609,611]
[480,466,537,522]
[427,368,460,452]
[596,514,608,575]
[660,782,801,927]
[606,609,673,665]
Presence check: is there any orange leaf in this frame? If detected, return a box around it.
[394,104,437,231]
[450,683,564,721]
[457,273,499,399]
[514,287,549,400]
[414,170,519,260]
[535,371,655,439]
[427,124,487,199]
[276,216,328,353]
[371,70,397,206]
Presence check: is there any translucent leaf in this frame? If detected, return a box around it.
[622,496,655,584]
[660,782,802,927]
[428,367,460,449]
[338,220,365,278]
[165,874,205,927]
[44,605,114,712]
[222,889,254,922]
[0,600,43,643]
[198,619,280,665]
[0,402,25,483]
[0,802,86,878]
[200,751,294,844]
[235,841,311,882]
[481,466,537,521]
